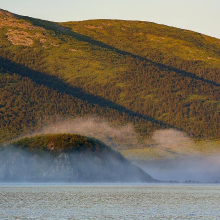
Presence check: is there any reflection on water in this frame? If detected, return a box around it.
[0,184,220,219]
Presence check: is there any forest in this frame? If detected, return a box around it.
[0,9,219,148]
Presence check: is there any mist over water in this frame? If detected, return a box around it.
[0,115,155,182]
[135,155,220,182]
[136,129,220,182]
[0,144,154,183]
[3,117,220,183]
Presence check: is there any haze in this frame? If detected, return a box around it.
[15,117,220,183]
[1,0,220,39]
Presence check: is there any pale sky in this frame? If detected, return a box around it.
[0,0,220,39]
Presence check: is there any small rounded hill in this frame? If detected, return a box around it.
[13,133,110,154]
[0,133,155,183]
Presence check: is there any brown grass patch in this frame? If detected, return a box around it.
[40,38,46,43]
[6,28,47,46]
[84,25,103,29]
[6,29,34,46]
[69,49,78,52]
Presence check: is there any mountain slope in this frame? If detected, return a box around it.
[62,19,220,82]
[0,71,159,146]
[0,9,219,146]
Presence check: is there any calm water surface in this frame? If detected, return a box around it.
[0,184,220,219]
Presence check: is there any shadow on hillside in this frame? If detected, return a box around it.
[18,15,220,88]
[0,57,171,128]
[65,29,220,87]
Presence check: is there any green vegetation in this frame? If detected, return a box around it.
[0,9,219,151]
[12,133,107,153]
[0,72,159,144]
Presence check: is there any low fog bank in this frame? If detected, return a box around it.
[134,129,220,183]
[7,119,220,183]
[20,117,139,151]
[151,129,197,156]
[134,156,220,183]
[0,145,154,183]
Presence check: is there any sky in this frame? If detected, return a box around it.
[0,0,220,39]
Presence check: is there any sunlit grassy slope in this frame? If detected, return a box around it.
[62,19,220,72]
[121,140,220,161]
[0,9,219,155]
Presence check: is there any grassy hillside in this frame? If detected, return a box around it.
[62,20,220,77]
[0,9,219,150]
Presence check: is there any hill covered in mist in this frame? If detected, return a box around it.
[0,9,219,152]
[0,133,155,182]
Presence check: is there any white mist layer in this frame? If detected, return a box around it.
[135,155,220,182]
[21,117,139,151]
[135,129,220,182]
[16,118,219,182]
[152,129,193,148]
[0,146,154,182]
